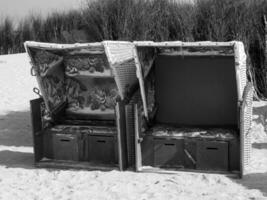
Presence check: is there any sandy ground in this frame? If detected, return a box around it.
[0,53,266,200]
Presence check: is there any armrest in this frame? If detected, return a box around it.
[242,82,254,106]
[240,82,254,134]
[240,82,254,174]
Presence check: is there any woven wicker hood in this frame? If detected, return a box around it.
[133,41,247,123]
[24,41,137,119]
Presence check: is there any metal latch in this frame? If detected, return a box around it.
[33,87,42,98]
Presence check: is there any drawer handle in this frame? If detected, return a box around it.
[97,140,106,143]
[60,139,70,142]
[206,147,218,150]
[164,143,175,146]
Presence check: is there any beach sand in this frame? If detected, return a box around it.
[0,53,266,200]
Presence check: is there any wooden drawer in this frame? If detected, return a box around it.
[196,140,228,171]
[88,135,116,164]
[53,134,79,161]
[153,138,184,168]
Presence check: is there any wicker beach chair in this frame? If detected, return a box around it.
[128,41,253,177]
[24,41,137,170]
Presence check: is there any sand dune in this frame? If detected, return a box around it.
[0,53,266,200]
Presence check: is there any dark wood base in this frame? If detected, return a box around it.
[140,135,240,172]
[137,166,240,178]
[35,159,118,171]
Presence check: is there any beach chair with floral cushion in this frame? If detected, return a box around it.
[24,41,137,170]
[128,41,253,177]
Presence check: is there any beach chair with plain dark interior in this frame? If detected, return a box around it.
[129,41,253,177]
[24,41,137,171]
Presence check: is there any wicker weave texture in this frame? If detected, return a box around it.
[104,42,135,65]
[104,41,138,100]
[125,90,143,168]
[125,104,136,167]
[240,83,253,174]
[234,42,247,101]
[113,59,137,99]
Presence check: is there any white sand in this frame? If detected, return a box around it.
[0,53,266,200]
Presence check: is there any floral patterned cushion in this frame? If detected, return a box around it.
[31,49,66,111]
[30,48,120,119]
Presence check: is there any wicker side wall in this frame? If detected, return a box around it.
[103,41,134,65]
[234,42,247,101]
[125,104,135,168]
[125,90,143,168]
[240,82,254,175]
[103,41,137,100]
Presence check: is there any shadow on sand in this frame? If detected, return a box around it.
[236,172,267,197]
[0,111,32,147]
[0,150,34,169]
[0,110,34,169]
[252,143,267,149]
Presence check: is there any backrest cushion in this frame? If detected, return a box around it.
[154,55,238,126]
[64,54,119,120]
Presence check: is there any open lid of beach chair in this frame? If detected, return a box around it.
[133,41,247,123]
[24,41,137,120]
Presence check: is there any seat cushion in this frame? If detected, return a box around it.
[149,125,237,141]
[64,55,120,120]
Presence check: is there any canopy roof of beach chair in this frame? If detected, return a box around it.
[24,41,137,119]
[132,41,247,120]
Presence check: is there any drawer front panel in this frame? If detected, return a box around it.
[53,134,79,161]
[196,140,228,171]
[88,135,116,164]
[154,138,184,168]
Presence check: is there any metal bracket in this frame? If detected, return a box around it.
[33,87,42,98]
[30,67,37,76]
[184,149,196,165]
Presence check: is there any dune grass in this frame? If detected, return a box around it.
[0,0,267,98]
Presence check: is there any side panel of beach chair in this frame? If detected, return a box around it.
[115,101,128,170]
[103,41,137,101]
[131,41,252,177]
[30,98,44,162]
[234,42,253,177]
[25,41,136,170]
[240,83,254,177]
[134,104,142,171]
[104,41,140,169]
